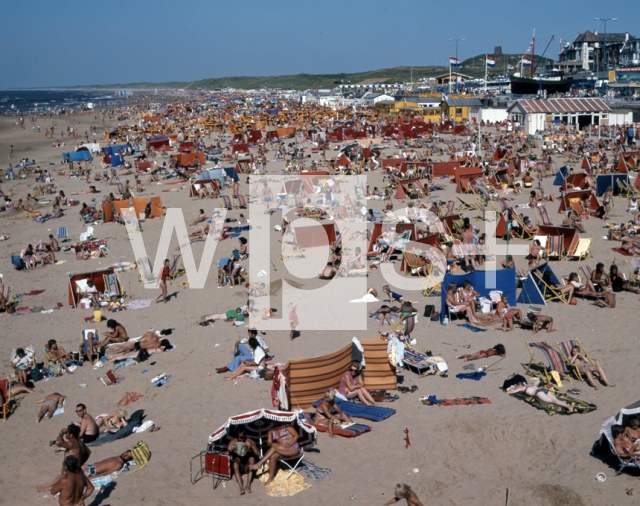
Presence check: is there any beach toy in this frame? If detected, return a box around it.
[596,473,606,482]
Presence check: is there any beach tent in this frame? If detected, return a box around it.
[292,222,337,248]
[79,143,101,153]
[517,262,560,305]
[553,166,570,186]
[111,154,124,167]
[174,152,205,167]
[537,225,579,257]
[101,196,164,222]
[276,127,296,138]
[231,143,250,155]
[62,151,92,163]
[440,268,517,321]
[561,173,587,192]
[432,161,460,177]
[596,174,628,196]
[196,167,239,184]
[147,138,171,153]
[68,268,121,308]
[137,161,153,174]
[368,223,417,253]
[285,340,397,409]
[558,191,599,214]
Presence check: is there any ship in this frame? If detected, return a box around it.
[509,30,573,95]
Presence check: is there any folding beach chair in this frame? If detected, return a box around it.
[512,211,535,241]
[168,254,184,281]
[279,241,305,262]
[546,235,563,260]
[533,270,568,303]
[278,452,306,481]
[0,378,18,422]
[567,197,585,219]
[100,369,121,386]
[136,257,156,284]
[472,185,491,206]
[556,338,599,383]
[455,197,478,213]
[493,198,509,213]
[57,227,68,243]
[577,265,597,290]
[566,238,592,262]
[441,200,455,217]
[524,341,570,385]
[536,204,553,226]
[79,329,102,364]
[23,209,41,220]
[42,341,67,376]
[103,272,122,296]
[11,254,26,270]
[625,257,640,284]
[2,283,14,305]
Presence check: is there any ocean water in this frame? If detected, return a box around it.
[0,89,122,113]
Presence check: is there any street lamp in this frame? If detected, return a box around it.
[449,37,465,93]
[594,17,617,89]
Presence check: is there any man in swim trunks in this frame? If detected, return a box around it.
[82,450,132,479]
[37,424,91,493]
[314,389,354,438]
[35,393,66,423]
[50,456,94,506]
[228,430,259,495]
[74,403,100,443]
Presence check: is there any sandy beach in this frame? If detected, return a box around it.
[0,102,638,506]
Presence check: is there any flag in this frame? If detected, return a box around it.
[449,57,460,68]
[508,65,515,70]
[522,57,532,67]
[486,55,496,67]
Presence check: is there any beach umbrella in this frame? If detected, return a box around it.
[208,409,316,457]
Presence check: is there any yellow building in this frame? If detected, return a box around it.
[375,96,441,120]
[441,96,482,123]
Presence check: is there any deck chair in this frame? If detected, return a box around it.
[441,200,455,217]
[0,379,18,422]
[625,257,640,284]
[556,338,599,383]
[168,254,184,281]
[566,238,592,262]
[2,283,14,305]
[57,227,68,243]
[546,235,563,260]
[536,205,553,226]
[79,329,102,364]
[103,272,122,296]
[577,265,597,291]
[136,257,156,284]
[512,212,535,240]
[567,198,584,219]
[23,209,41,220]
[533,270,568,303]
[279,241,305,261]
[472,185,491,206]
[218,194,233,210]
[524,341,570,385]
[493,198,509,213]
[455,197,478,213]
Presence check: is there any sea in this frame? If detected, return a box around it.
[0,89,127,114]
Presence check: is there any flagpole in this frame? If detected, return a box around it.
[449,58,452,94]
[484,55,488,93]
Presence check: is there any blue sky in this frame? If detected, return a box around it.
[1,0,638,87]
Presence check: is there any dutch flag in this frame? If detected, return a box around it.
[449,57,460,67]
[486,55,496,67]
[522,56,532,67]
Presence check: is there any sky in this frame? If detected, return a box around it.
[1,0,639,88]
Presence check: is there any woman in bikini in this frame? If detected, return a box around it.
[314,389,353,438]
[568,346,615,390]
[455,344,505,362]
[602,186,614,220]
[506,382,574,413]
[445,282,479,324]
[338,361,376,406]
[249,423,300,485]
[369,305,393,327]
[96,409,128,433]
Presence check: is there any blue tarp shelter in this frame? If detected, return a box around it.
[62,151,92,163]
[517,263,561,306]
[196,167,240,184]
[111,154,124,167]
[146,136,169,142]
[596,174,628,196]
[103,145,127,156]
[553,166,569,186]
[440,268,517,321]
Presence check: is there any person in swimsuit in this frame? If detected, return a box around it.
[383,483,425,506]
[568,346,615,390]
[249,423,300,486]
[100,319,128,347]
[612,425,640,460]
[227,429,259,495]
[95,409,128,433]
[506,382,574,413]
[83,450,132,479]
[624,417,640,442]
[35,393,66,423]
[338,361,376,405]
[445,282,479,325]
[262,181,273,214]
[314,389,353,438]
[455,344,505,362]
[494,295,522,332]
[369,305,393,327]
[530,312,558,335]
[602,186,613,220]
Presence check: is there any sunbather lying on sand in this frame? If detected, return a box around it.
[95,409,128,433]
[506,382,573,413]
[82,450,133,478]
[105,335,173,361]
[455,344,505,362]
[35,393,66,423]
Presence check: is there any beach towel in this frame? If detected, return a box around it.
[456,371,487,381]
[612,247,633,257]
[53,399,65,416]
[24,290,45,296]
[512,391,596,416]
[300,412,371,437]
[436,397,491,407]
[123,298,154,310]
[457,322,487,333]
[258,464,312,497]
[86,409,144,447]
[313,398,395,421]
[116,392,143,407]
[349,293,379,303]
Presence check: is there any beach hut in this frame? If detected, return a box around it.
[537,225,579,257]
[432,161,460,177]
[102,196,164,222]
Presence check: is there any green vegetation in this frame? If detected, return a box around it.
[75,54,556,91]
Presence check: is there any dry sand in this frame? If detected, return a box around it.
[0,109,638,506]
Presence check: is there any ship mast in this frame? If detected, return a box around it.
[530,29,535,78]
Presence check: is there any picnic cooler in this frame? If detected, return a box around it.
[80,298,92,309]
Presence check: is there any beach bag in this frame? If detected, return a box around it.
[29,367,44,382]
[502,374,526,391]
[423,304,435,318]
[429,311,440,321]
[127,440,151,474]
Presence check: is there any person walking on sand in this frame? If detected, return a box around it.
[156,258,170,304]
[289,303,298,341]
[383,483,424,505]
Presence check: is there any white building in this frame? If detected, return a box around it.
[608,109,634,126]
[361,92,395,107]
[469,102,510,124]
[507,97,611,135]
